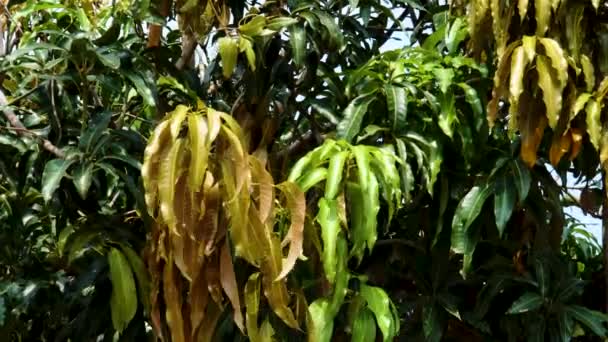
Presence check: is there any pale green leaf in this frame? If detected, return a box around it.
[352,309,377,342]
[308,299,335,342]
[317,198,341,283]
[360,284,399,342]
[239,15,267,36]
[266,17,299,31]
[238,37,256,71]
[434,67,455,94]
[218,37,239,79]
[108,248,138,333]
[337,94,376,143]
[458,83,483,118]
[325,151,349,199]
[42,158,75,202]
[507,292,543,314]
[438,92,456,138]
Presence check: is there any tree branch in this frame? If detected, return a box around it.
[0,89,65,158]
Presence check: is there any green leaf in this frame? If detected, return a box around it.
[80,111,112,152]
[238,15,267,36]
[507,292,543,314]
[238,37,256,71]
[95,49,120,69]
[437,92,456,138]
[512,159,531,202]
[120,245,151,315]
[108,248,138,333]
[494,174,516,237]
[564,305,608,336]
[289,24,306,67]
[124,71,156,107]
[395,139,414,202]
[586,99,602,150]
[536,55,563,129]
[42,158,75,202]
[218,37,239,79]
[384,85,408,133]
[308,299,335,342]
[360,284,399,341]
[337,93,376,143]
[434,67,455,94]
[451,181,492,276]
[0,297,4,325]
[325,151,349,199]
[266,17,299,31]
[458,83,483,118]
[72,164,93,200]
[423,304,443,342]
[317,198,341,283]
[352,309,376,342]
[581,54,595,92]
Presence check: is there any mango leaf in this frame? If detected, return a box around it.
[325,150,349,200]
[120,245,151,315]
[458,82,483,118]
[218,37,239,79]
[384,85,407,133]
[95,49,120,69]
[220,241,245,332]
[509,45,530,118]
[337,93,376,143]
[494,174,516,237]
[72,163,94,199]
[434,67,455,94]
[124,70,156,107]
[360,284,399,342]
[266,17,299,31]
[317,198,341,283]
[238,37,256,71]
[586,99,602,150]
[42,158,75,202]
[539,38,568,87]
[423,303,443,342]
[564,305,608,336]
[276,182,306,280]
[245,273,261,341]
[451,181,492,276]
[238,15,266,36]
[80,111,112,152]
[536,55,564,129]
[308,299,335,342]
[108,248,138,333]
[507,292,543,314]
[512,159,531,202]
[518,0,529,22]
[581,54,595,92]
[352,308,377,342]
[437,92,456,138]
[535,0,551,36]
[289,24,306,67]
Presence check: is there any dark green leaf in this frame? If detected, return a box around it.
[42,158,75,202]
[124,71,156,107]
[384,85,407,133]
[494,174,516,237]
[80,111,112,152]
[512,159,531,203]
[423,303,443,342]
[564,305,608,337]
[289,24,307,67]
[507,292,543,314]
[360,284,399,341]
[337,93,376,142]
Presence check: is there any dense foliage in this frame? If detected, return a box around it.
[1,0,608,341]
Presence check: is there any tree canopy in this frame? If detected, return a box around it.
[1,0,608,341]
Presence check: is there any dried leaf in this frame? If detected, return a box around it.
[520,110,548,168]
[164,262,186,342]
[549,133,572,166]
[220,240,245,332]
[276,182,306,280]
[570,128,584,160]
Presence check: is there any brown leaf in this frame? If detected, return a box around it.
[220,239,245,332]
[205,252,223,305]
[249,156,275,224]
[276,181,306,281]
[549,133,571,166]
[194,301,223,342]
[569,128,584,161]
[163,262,186,342]
[200,175,221,256]
[520,103,547,168]
[189,265,209,339]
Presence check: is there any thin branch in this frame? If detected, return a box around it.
[0,89,65,158]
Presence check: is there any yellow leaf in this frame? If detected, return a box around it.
[239,36,256,71]
[218,36,239,79]
[536,55,564,129]
[159,138,187,235]
[535,0,551,36]
[539,38,568,87]
[188,113,209,192]
[509,46,530,121]
[581,54,595,92]
[142,119,171,215]
[600,132,608,169]
[518,0,529,21]
[586,99,602,150]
